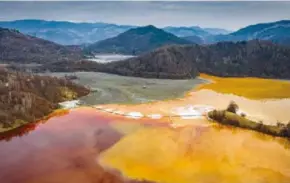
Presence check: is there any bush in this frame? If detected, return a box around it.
[226,101,239,114]
[241,113,246,117]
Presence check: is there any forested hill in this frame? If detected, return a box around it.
[0,27,83,64]
[101,40,290,79]
[84,25,192,55]
[28,39,290,80]
[0,69,89,131]
[210,20,290,46]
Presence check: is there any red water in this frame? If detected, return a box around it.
[0,108,155,183]
[1,107,290,183]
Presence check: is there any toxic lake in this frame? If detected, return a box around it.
[0,73,290,183]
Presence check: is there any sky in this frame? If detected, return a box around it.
[0,1,290,30]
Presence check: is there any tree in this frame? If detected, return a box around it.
[226,101,239,114]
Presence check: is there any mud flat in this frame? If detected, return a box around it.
[42,72,206,105]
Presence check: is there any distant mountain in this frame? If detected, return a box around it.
[0,27,82,64]
[163,26,210,38]
[0,20,232,45]
[203,28,231,35]
[84,25,192,55]
[101,40,290,79]
[210,20,290,46]
[181,35,204,44]
[0,19,135,45]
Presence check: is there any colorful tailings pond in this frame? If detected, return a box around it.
[1,74,290,183]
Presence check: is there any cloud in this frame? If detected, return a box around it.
[0,1,289,30]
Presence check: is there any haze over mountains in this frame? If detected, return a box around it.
[0,20,136,45]
[0,20,230,45]
[1,19,290,48]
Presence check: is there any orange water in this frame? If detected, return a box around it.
[1,75,290,183]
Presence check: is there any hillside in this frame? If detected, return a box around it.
[101,40,290,79]
[83,25,192,55]
[211,20,290,46]
[0,27,83,64]
[102,45,199,79]
[0,69,89,131]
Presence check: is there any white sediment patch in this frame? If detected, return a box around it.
[172,105,215,119]
[126,112,144,119]
[94,105,104,109]
[147,114,162,119]
[59,100,80,109]
[103,108,115,113]
[170,122,211,128]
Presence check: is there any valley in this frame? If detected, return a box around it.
[0,2,290,183]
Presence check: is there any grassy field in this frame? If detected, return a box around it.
[198,74,290,99]
[43,72,206,105]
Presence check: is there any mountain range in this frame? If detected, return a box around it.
[0,19,230,45]
[0,20,136,45]
[2,19,289,47]
[208,20,290,46]
[1,20,290,81]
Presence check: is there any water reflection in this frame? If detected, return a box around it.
[0,109,69,142]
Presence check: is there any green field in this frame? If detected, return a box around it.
[43,72,206,105]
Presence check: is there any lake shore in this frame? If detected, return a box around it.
[2,72,290,136]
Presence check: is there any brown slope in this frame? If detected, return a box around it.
[0,68,89,131]
[0,27,83,64]
[102,45,200,79]
[103,40,290,79]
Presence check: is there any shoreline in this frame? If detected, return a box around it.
[2,73,290,136]
[208,110,290,139]
[0,109,69,139]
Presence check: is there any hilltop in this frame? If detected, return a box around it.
[84,25,192,55]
